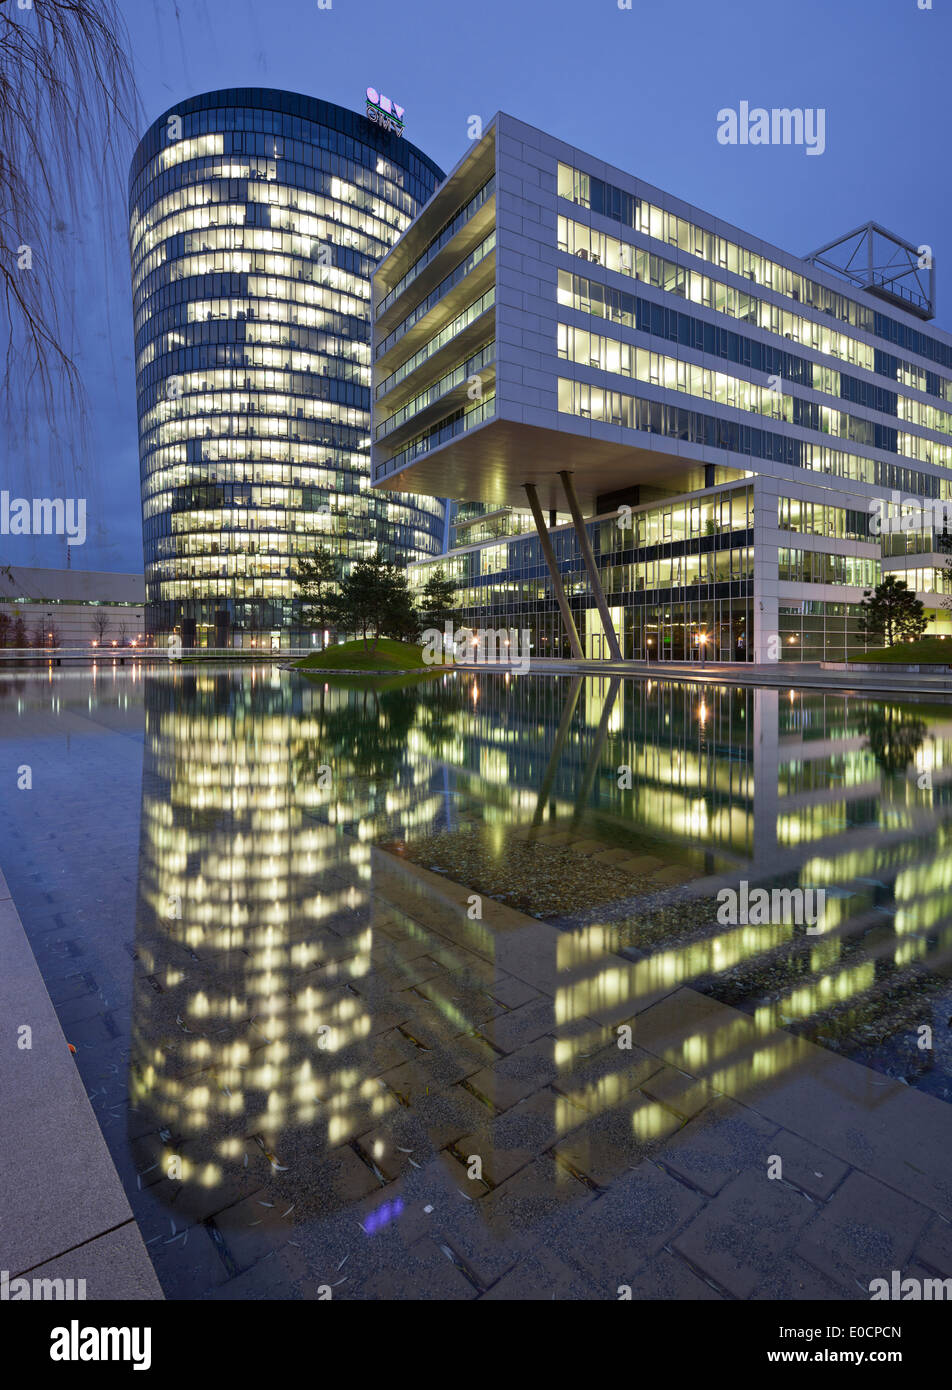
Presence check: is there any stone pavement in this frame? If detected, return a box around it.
[327,852,952,1300]
[452,655,952,701]
[0,866,162,1299]
[115,843,952,1300]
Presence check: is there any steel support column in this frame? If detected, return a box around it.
[530,675,582,834]
[523,483,583,660]
[558,470,622,661]
[572,676,621,826]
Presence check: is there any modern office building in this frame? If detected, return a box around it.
[371,112,952,662]
[0,567,146,647]
[129,89,446,649]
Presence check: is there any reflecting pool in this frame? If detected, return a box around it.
[2,664,951,1300]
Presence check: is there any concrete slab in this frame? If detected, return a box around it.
[795,1172,932,1295]
[23,1222,163,1300]
[672,1169,818,1298]
[0,893,161,1296]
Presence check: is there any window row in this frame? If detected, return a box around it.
[777,548,881,588]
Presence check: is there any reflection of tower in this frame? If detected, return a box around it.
[129,668,381,1219]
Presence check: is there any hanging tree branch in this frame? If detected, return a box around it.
[0,0,139,452]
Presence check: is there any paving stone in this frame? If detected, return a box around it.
[479,1154,595,1247]
[479,994,556,1053]
[491,1084,587,1154]
[480,1246,601,1300]
[356,1085,488,1170]
[380,1052,481,1104]
[369,952,444,988]
[464,1037,560,1112]
[209,1190,297,1272]
[557,1162,704,1293]
[493,920,564,994]
[282,1143,383,1220]
[145,1218,231,1297]
[764,1130,850,1201]
[487,975,541,1010]
[672,1169,818,1299]
[589,849,635,866]
[445,1131,533,1190]
[752,1255,855,1302]
[552,1039,663,1112]
[620,1249,724,1301]
[198,1243,309,1300]
[676,993,952,1222]
[657,1095,780,1196]
[27,1221,164,1300]
[915,1215,952,1276]
[650,866,697,886]
[616,854,664,875]
[553,1092,682,1188]
[0,890,145,1280]
[795,1172,932,1295]
[360,1158,521,1288]
[640,1064,715,1120]
[356,1236,477,1299]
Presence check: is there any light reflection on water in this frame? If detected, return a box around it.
[2,664,952,1298]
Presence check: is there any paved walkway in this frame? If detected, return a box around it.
[451,656,952,699]
[0,867,162,1299]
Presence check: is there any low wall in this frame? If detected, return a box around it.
[0,868,162,1299]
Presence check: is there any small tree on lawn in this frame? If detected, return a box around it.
[12,616,28,648]
[93,611,110,645]
[859,576,927,647]
[294,549,339,643]
[418,567,458,633]
[336,554,418,654]
[0,612,10,647]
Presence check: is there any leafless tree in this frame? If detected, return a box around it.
[0,0,138,457]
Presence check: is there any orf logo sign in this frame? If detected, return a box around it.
[366,87,405,137]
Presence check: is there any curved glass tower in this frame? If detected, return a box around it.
[129,89,445,648]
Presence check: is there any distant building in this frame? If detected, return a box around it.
[372,112,952,662]
[0,568,146,647]
[128,88,447,650]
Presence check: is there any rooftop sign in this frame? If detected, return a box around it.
[366,87,405,137]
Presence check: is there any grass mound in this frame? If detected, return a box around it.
[857,636,952,664]
[294,638,431,672]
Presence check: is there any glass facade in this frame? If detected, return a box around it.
[412,485,755,661]
[372,120,952,663]
[129,89,446,647]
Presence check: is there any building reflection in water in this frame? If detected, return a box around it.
[129,668,952,1226]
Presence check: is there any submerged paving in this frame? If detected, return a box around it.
[1,665,951,1299]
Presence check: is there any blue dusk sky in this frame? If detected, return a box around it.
[8,0,949,571]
